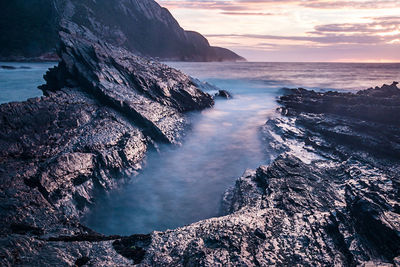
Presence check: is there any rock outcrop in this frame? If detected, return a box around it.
[135,83,400,266]
[279,81,400,126]
[0,0,244,62]
[215,90,232,99]
[1,19,399,264]
[0,23,213,266]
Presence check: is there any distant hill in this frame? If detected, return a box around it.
[0,0,245,62]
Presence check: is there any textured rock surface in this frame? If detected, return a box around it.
[215,90,232,99]
[42,22,214,143]
[0,0,244,62]
[1,22,399,265]
[279,81,400,126]
[0,23,213,266]
[136,83,400,266]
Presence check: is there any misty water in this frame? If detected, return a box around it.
[85,62,400,235]
[1,62,399,235]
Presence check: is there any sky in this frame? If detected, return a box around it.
[156,0,400,62]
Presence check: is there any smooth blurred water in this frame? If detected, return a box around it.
[1,61,398,235]
[85,62,400,235]
[168,62,400,92]
[0,62,56,104]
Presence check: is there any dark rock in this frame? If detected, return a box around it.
[0,65,16,70]
[215,90,232,99]
[135,83,400,266]
[278,82,400,126]
[191,78,221,92]
[1,16,398,265]
[112,234,151,265]
[75,256,90,267]
[10,223,44,236]
[254,228,266,240]
[0,65,32,70]
[41,22,214,143]
[0,22,214,266]
[0,0,244,62]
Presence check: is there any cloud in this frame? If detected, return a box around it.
[206,33,393,45]
[220,11,276,16]
[301,0,399,9]
[231,42,400,62]
[156,1,400,62]
[157,0,400,11]
[206,16,400,45]
[157,1,251,12]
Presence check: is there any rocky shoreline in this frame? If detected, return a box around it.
[0,23,213,266]
[1,22,399,267]
[131,82,400,266]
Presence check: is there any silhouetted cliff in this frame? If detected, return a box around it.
[0,0,245,62]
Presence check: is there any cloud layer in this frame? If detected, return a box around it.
[156,0,400,62]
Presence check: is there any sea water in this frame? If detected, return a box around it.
[84,62,400,235]
[0,62,56,104]
[1,61,399,235]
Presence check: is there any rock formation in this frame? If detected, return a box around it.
[136,83,400,266]
[215,90,232,99]
[0,23,213,266]
[1,14,399,263]
[0,0,244,62]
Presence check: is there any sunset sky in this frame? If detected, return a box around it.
[156,0,400,62]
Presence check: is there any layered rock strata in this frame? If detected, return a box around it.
[0,24,213,266]
[137,83,400,266]
[1,21,399,264]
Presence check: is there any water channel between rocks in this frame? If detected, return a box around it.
[84,62,400,235]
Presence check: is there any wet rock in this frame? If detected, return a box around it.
[139,154,400,266]
[0,65,17,70]
[1,18,398,265]
[191,78,221,92]
[41,22,214,144]
[278,82,400,126]
[112,234,152,264]
[0,23,213,266]
[137,83,400,266]
[0,65,32,70]
[75,256,90,266]
[215,90,232,99]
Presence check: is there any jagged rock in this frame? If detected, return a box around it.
[136,83,400,266]
[0,65,31,70]
[279,82,400,126]
[0,0,245,62]
[1,23,399,265]
[0,23,213,266]
[0,65,17,70]
[215,90,232,99]
[42,22,214,143]
[136,154,399,266]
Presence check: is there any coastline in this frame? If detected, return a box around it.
[1,24,399,267]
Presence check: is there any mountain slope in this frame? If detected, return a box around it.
[0,0,244,62]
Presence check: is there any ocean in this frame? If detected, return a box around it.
[1,61,399,235]
[0,62,56,104]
